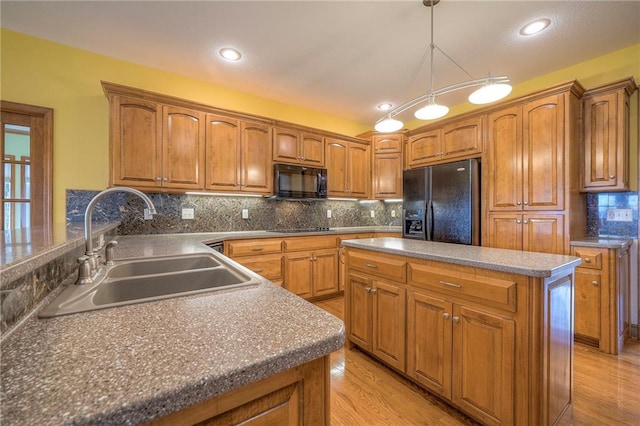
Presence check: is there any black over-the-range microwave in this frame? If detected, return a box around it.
[273,163,327,199]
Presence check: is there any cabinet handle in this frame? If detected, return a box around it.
[252,248,264,252]
[162,177,168,182]
[523,201,528,206]
[516,219,522,224]
[609,174,616,179]
[364,263,378,269]
[452,316,460,323]
[439,280,462,288]
[523,220,529,224]
[584,257,590,263]
[365,287,372,293]
[443,313,450,319]
[254,269,264,273]
[516,201,522,206]
[591,280,599,286]
[370,288,377,294]
[155,177,162,181]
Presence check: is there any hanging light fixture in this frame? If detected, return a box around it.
[375,0,512,133]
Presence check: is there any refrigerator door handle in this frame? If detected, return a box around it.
[426,200,433,241]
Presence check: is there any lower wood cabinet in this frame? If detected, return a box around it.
[487,213,566,254]
[285,249,338,298]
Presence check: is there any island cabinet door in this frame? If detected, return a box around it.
[451,305,515,426]
[371,280,406,372]
[347,273,373,350]
[406,291,453,399]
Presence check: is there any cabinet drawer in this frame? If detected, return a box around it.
[409,263,517,311]
[227,239,283,257]
[348,251,406,282]
[571,248,603,270]
[284,236,337,252]
[234,254,284,281]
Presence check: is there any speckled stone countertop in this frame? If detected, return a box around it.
[342,237,581,278]
[1,236,345,425]
[570,237,633,249]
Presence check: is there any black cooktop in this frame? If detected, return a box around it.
[266,227,332,233]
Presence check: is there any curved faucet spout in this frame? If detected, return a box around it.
[84,187,157,261]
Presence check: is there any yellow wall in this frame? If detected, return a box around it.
[1,28,639,224]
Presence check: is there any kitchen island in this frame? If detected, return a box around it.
[341,237,581,426]
[1,235,345,425]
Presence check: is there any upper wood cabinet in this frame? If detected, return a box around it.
[110,96,205,190]
[273,127,325,167]
[372,133,403,153]
[581,78,637,192]
[326,138,371,198]
[205,114,272,194]
[406,116,483,168]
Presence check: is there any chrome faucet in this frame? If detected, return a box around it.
[82,187,157,278]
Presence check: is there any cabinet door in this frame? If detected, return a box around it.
[300,133,325,167]
[205,114,241,192]
[522,94,565,210]
[241,122,272,194]
[522,213,565,254]
[284,252,313,298]
[326,139,348,196]
[273,128,300,163]
[162,105,205,189]
[574,268,601,343]
[442,116,483,160]
[312,249,339,297]
[373,134,403,153]
[373,153,403,199]
[111,96,163,188]
[452,305,515,426]
[487,106,522,211]
[347,143,371,198]
[407,291,452,398]
[372,280,406,372]
[347,273,373,350]
[486,213,522,251]
[406,130,441,168]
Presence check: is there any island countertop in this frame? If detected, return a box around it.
[342,237,581,278]
[0,235,345,425]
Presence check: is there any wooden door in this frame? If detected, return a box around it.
[300,133,325,167]
[373,133,403,153]
[347,143,371,198]
[574,268,601,344]
[162,105,205,189]
[371,280,406,371]
[452,305,515,426]
[347,273,373,350]
[284,252,313,299]
[522,213,565,254]
[112,96,163,188]
[241,122,272,194]
[205,114,241,192]
[312,249,339,297]
[487,106,522,211]
[407,291,452,398]
[373,153,402,199]
[486,213,523,251]
[442,116,483,160]
[273,128,300,163]
[522,94,565,211]
[326,139,348,196]
[406,130,441,168]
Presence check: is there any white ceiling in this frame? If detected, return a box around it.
[2,1,640,127]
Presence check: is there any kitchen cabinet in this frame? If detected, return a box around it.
[206,114,273,194]
[110,96,206,190]
[372,133,403,153]
[225,238,284,286]
[571,244,630,354]
[486,213,565,254]
[581,78,637,192]
[326,138,371,198]
[405,116,483,168]
[285,248,338,298]
[273,127,325,167]
[372,152,403,199]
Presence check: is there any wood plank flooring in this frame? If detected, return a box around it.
[314,296,640,425]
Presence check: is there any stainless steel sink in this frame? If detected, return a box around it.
[39,253,260,318]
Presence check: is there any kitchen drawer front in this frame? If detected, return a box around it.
[348,250,406,282]
[227,239,283,257]
[571,247,603,270]
[234,254,284,281]
[284,235,337,252]
[408,263,517,311]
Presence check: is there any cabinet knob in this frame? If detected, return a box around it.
[584,257,590,263]
[516,220,522,224]
[370,288,377,294]
[516,201,522,206]
[162,177,168,182]
[609,174,616,179]
[155,177,162,181]
[523,201,529,206]
[452,316,460,323]
[523,220,529,224]
[443,313,450,319]
[591,280,599,286]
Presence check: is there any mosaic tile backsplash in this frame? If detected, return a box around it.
[66,190,403,234]
[586,191,639,238]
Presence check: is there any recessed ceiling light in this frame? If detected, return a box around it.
[377,102,393,111]
[519,18,551,36]
[219,47,242,62]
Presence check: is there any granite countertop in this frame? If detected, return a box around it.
[0,236,345,425]
[342,237,581,278]
[570,237,633,249]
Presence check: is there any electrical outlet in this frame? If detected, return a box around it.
[144,208,153,220]
[242,209,249,219]
[606,208,633,222]
[327,209,332,218]
[370,210,375,218]
[391,210,396,218]
[181,208,195,220]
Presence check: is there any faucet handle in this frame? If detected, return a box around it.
[76,256,93,285]
[105,240,118,266]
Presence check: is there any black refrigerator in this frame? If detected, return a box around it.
[402,159,480,245]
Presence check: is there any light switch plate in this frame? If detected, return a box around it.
[181,208,195,220]
[606,208,633,222]
[370,210,375,218]
[327,209,332,218]
[391,210,396,218]
[242,209,249,219]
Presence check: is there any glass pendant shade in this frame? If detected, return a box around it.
[414,100,449,120]
[375,117,404,133]
[468,82,512,104]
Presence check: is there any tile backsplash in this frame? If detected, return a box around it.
[66,190,402,234]
[586,191,639,238]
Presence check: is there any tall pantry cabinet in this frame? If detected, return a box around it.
[484,82,586,255]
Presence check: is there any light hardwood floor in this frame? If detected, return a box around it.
[314,296,640,425]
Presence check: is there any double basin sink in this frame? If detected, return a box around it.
[39,252,260,318]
